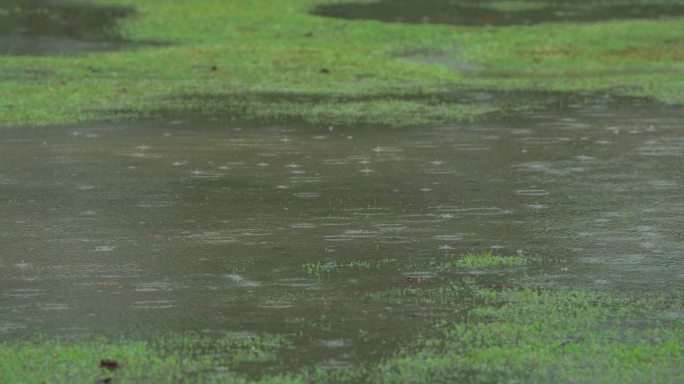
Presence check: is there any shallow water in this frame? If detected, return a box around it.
[0,95,683,368]
[312,0,684,26]
[0,0,148,55]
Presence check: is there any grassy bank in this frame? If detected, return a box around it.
[1,0,683,127]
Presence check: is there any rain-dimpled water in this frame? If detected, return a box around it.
[1,95,683,368]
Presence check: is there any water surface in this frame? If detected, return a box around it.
[312,0,684,26]
[0,94,683,369]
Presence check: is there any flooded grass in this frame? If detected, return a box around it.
[2,0,684,382]
[372,287,684,384]
[1,94,683,380]
[2,286,682,383]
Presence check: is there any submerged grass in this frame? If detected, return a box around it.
[3,283,682,383]
[1,0,683,127]
[302,250,526,280]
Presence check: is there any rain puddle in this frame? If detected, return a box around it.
[0,93,683,370]
[312,0,684,26]
[0,0,153,55]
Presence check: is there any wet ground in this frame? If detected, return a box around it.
[0,0,148,55]
[1,94,682,370]
[312,0,684,26]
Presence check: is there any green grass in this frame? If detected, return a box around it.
[2,2,684,382]
[0,333,290,383]
[301,250,525,281]
[1,0,683,127]
[3,284,682,383]
[370,287,684,383]
[450,250,527,269]
[0,250,681,383]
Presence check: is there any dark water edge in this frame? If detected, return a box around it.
[312,0,684,26]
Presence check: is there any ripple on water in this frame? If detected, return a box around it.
[379,236,412,244]
[134,281,174,292]
[290,223,317,229]
[0,322,26,333]
[2,288,43,298]
[373,223,408,232]
[276,278,319,288]
[322,158,351,165]
[125,152,162,159]
[14,261,32,270]
[316,339,346,348]
[288,176,322,184]
[638,138,684,156]
[187,231,236,245]
[325,230,378,242]
[136,197,175,208]
[131,300,175,309]
[431,206,512,216]
[258,300,294,309]
[348,207,390,216]
[225,274,262,287]
[433,234,463,241]
[318,359,353,370]
[516,189,550,197]
[294,192,321,199]
[191,170,224,179]
[0,176,19,185]
[37,303,69,311]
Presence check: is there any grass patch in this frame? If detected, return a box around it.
[5,285,681,383]
[0,333,289,383]
[370,287,684,383]
[1,0,684,127]
[451,250,527,269]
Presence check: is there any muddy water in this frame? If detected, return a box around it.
[1,96,683,368]
[0,0,147,55]
[312,0,684,26]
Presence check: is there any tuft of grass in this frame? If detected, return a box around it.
[303,258,392,278]
[453,250,527,269]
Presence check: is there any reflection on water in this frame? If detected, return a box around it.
[0,95,683,368]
